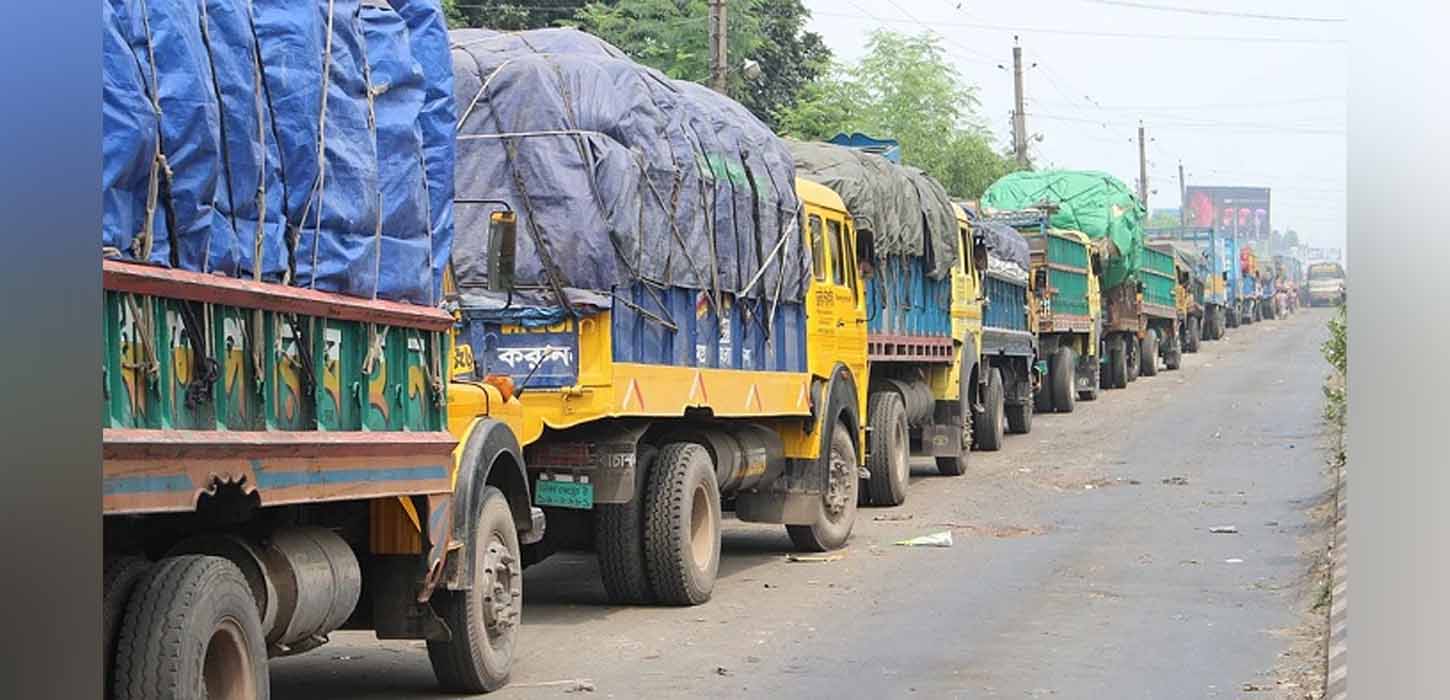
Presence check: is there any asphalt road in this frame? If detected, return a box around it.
[272,308,1333,700]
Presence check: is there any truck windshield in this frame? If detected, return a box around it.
[1308,264,1343,280]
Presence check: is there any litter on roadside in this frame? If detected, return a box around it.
[894,531,954,547]
[872,513,914,522]
[785,552,845,563]
[1209,525,1239,534]
[1225,558,1244,564]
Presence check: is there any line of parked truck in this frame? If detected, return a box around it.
[99,13,1324,698]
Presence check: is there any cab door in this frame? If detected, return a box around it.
[827,215,867,396]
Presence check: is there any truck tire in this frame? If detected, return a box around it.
[936,364,973,476]
[429,486,522,693]
[1185,317,1201,353]
[1125,336,1140,383]
[104,556,151,699]
[1165,344,1182,370]
[1034,380,1054,414]
[1140,334,1158,377]
[595,446,658,605]
[974,368,1006,451]
[865,392,910,506]
[1106,336,1128,389]
[642,443,721,605]
[1006,377,1033,434]
[113,555,269,700]
[790,422,860,549]
[1050,346,1076,413]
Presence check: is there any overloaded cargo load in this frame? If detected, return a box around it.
[449,27,807,311]
[100,0,455,306]
[961,206,1030,284]
[786,140,959,279]
[979,170,1146,290]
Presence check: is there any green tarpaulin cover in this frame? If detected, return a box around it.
[979,170,1146,289]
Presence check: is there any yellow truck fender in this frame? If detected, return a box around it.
[442,418,537,592]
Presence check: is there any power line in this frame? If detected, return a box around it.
[1030,112,1344,135]
[810,11,1346,45]
[1029,95,1346,112]
[1078,0,1346,24]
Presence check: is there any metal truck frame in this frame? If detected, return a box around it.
[102,256,541,697]
[452,180,867,608]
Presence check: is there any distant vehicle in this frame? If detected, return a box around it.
[1307,262,1347,306]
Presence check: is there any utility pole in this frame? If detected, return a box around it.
[708,0,728,95]
[1137,121,1149,210]
[1012,38,1028,168]
[1178,160,1187,233]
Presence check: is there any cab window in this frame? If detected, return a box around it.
[828,219,846,286]
[842,222,861,302]
[809,214,826,281]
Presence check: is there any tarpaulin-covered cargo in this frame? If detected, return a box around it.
[100,0,454,306]
[962,206,1031,333]
[786,140,959,280]
[449,28,808,377]
[962,205,1030,284]
[450,27,805,303]
[980,170,1145,290]
[787,140,959,340]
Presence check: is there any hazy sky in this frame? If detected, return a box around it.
[800,0,1347,255]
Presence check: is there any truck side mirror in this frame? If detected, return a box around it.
[487,211,518,292]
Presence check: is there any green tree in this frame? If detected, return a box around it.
[1147,210,1181,229]
[777,29,1018,199]
[736,0,831,128]
[443,0,590,30]
[574,0,762,85]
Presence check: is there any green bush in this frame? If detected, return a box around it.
[1322,302,1347,427]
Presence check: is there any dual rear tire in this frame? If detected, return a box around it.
[973,368,1006,451]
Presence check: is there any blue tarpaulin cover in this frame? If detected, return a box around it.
[101,0,454,305]
[448,28,807,304]
[102,0,168,265]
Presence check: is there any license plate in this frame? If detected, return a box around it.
[534,479,594,510]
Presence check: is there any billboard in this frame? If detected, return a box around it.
[1184,186,1272,240]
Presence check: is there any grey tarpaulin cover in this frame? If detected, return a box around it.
[787,140,959,279]
[962,205,1030,283]
[449,28,807,304]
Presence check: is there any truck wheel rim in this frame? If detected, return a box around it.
[480,535,520,641]
[689,483,714,572]
[203,616,255,700]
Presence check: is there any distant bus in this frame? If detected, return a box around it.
[1306,262,1346,306]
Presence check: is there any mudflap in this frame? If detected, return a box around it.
[920,422,960,458]
[371,555,452,641]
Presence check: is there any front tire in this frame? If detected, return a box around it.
[789,422,860,550]
[865,392,910,506]
[429,486,522,693]
[974,367,1006,451]
[643,443,722,605]
[936,362,973,476]
[113,555,269,700]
